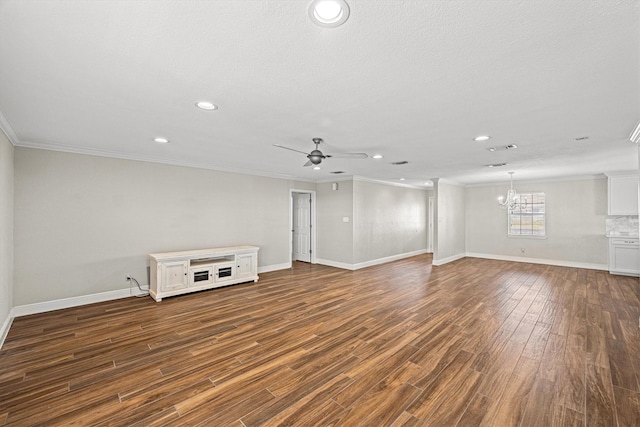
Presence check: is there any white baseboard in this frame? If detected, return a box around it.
[432,252,466,266]
[465,252,608,271]
[0,311,14,350]
[316,258,356,271]
[11,263,291,318]
[353,249,428,270]
[258,262,291,273]
[318,249,428,271]
[11,288,144,318]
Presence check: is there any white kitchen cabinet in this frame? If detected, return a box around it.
[608,238,639,276]
[150,246,259,301]
[607,173,639,215]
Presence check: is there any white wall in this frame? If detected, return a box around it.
[316,180,354,265]
[433,180,466,264]
[353,179,428,264]
[0,131,13,340]
[13,148,301,305]
[465,177,608,267]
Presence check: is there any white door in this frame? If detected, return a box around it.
[293,193,311,262]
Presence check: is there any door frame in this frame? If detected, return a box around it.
[289,189,317,265]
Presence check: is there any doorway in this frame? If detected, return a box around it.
[290,190,317,264]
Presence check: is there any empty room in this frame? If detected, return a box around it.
[1,1,639,425]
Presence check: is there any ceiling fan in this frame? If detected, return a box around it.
[274,138,368,167]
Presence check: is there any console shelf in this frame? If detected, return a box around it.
[149,245,259,301]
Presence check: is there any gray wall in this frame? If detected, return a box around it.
[353,179,428,264]
[316,180,354,264]
[0,132,13,329]
[14,148,299,305]
[433,180,466,263]
[465,177,608,265]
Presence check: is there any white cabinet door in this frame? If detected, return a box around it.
[161,261,188,291]
[609,239,640,276]
[608,174,639,215]
[237,252,257,280]
[214,263,235,283]
[190,266,214,287]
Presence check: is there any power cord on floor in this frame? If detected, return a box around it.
[127,275,149,297]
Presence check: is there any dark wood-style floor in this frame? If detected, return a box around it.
[1,255,640,426]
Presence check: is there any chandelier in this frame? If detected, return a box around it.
[498,172,521,210]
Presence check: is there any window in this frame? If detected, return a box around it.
[508,192,546,237]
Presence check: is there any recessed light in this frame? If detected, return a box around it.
[153,137,169,144]
[399,178,406,181]
[308,0,350,28]
[313,166,321,170]
[488,147,496,152]
[474,135,491,141]
[196,101,218,110]
[425,181,433,186]
[373,154,383,159]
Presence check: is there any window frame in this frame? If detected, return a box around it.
[507,192,546,239]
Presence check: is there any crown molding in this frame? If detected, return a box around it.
[14,139,318,182]
[465,173,607,187]
[0,108,19,146]
[352,175,432,190]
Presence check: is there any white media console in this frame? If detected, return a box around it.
[149,245,259,301]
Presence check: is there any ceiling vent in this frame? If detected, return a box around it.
[487,163,508,168]
[391,161,409,165]
[330,171,345,174]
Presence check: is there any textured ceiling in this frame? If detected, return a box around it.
[0,0,638,186]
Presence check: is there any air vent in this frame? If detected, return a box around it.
[488,145,518,152]
[391,161,409,165]
[575,136,589,141]
[487,163,508,168]
[330,171,345,174]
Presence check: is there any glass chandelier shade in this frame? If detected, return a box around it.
[498,172,521,210]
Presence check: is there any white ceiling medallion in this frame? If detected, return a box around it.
[308,0,350,28]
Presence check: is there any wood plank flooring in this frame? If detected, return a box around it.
[1,255,640,426]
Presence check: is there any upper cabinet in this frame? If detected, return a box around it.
[607,172,639,215]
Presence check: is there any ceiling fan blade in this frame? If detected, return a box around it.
[303,160,313,167]
[273,144,310,156]
[326,152,369,159]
